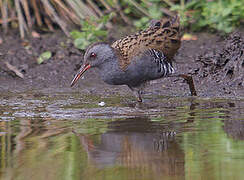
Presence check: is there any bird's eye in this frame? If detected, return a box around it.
[90,52,96,58]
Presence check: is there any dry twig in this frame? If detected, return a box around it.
[4,62,24,78]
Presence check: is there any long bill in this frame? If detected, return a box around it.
[70,64,91,87]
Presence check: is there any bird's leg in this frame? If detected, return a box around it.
[135,90,143,102]
[128,86,143,102]
[168,73,197,96]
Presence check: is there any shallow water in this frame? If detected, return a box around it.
[0,91,244,180]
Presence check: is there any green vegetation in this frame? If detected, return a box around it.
[37,51,52,64]
[0,0,243,40]
[171,0,244,33]
[70,15,110,49]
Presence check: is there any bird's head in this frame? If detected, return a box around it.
[70,42,114,87]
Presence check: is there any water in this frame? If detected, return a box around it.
[0,91,244,180]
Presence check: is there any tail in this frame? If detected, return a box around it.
[149,15,181,61]
[149,15,180,31]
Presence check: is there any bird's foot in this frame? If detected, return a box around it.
[137,95,143,103]
[128,86,144,102]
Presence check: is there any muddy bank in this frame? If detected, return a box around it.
[194,31,244,97]
[0,29,243,98]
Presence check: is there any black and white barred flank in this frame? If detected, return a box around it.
[149,49,175,76]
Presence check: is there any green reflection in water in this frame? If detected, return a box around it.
[1,93,244,180]
[2,132,82,180]
[183,117,244,180]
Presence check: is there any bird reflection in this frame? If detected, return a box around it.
[75,116,186,178]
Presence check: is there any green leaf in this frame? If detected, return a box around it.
[70,30,83,39]
[148,5,161,19]
[124,7,131,14]
[93,30,107,37]
[74,38,90,50]
[37,51,52,64]
[134,17,149,29]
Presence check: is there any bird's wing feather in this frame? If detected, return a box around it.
[111,16,181,71]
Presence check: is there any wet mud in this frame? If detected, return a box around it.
[194,31,244,97]
[0,29,243,98]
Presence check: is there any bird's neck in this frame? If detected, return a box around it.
[95,54,122,84]
[97,54,119,71]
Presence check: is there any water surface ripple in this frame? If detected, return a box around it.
[0,91,244,180]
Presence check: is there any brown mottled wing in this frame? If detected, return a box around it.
[111,16,181,70]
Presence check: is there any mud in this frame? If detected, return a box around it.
[0,29,243,98]
[195,31,244,96]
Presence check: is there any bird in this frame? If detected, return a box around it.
[70,16,196,102]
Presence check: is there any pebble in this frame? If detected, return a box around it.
[98,101,105,106]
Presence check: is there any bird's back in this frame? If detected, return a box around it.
[111,16,181,71]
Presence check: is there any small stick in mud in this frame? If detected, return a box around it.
[168,74,197,96]
[4,62,24,79]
